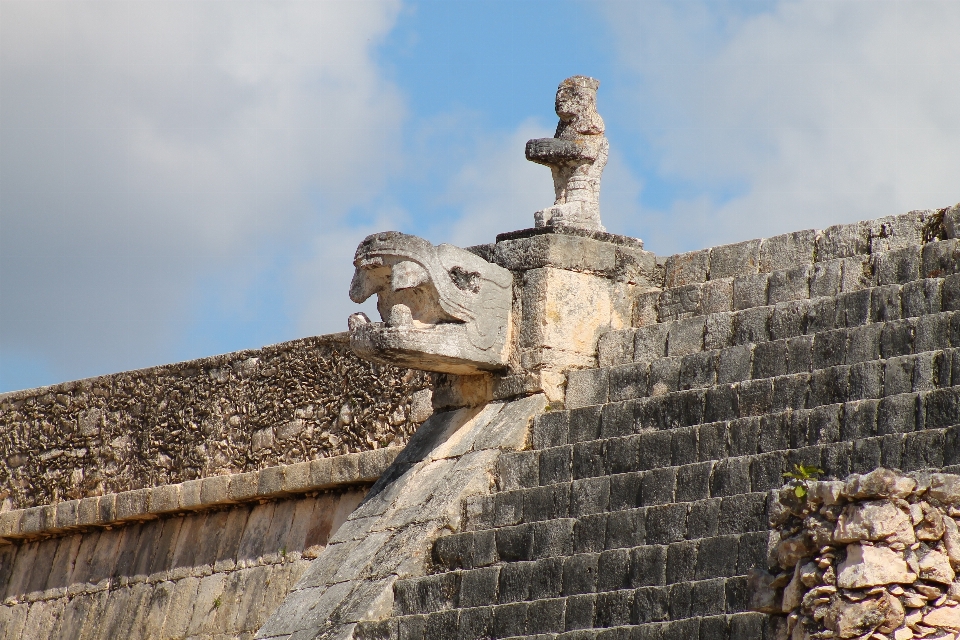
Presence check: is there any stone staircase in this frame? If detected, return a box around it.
[355,210,960,639]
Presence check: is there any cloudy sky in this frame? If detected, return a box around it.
[1,0,958,392]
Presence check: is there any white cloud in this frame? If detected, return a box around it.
[0,0,403,387]
[601,0,960,253]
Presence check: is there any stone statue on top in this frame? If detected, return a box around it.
[525,75,608,232]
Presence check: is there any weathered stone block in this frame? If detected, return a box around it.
[667,316,705,357]
[760,229,818,273]
[634,289,660,327]
[816,221,870,261]
[810,259,842,298]
[733,273,769,310]
[199,474,233,506]
[633,324,668,363]
[710,239,762,280]
[922,237,960,279]
[147,484,180,514]
[875,245,921,285]
[597,329,635,367]
[54,499,80,530]
[839,255,873,293]
[702,277,734,314]
[115,488,150,521]
[658,284,702,321]
[770,299,809,340]
[565,368,609,409]
[0,509,22,538]
[767,265,810,304]
[664,249,709,288]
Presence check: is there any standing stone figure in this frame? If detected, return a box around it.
[526,75,608,231]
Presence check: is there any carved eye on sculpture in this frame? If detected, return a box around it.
[391,260,430,291]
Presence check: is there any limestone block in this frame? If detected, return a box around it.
[278,461,311,494]
[922,237,960,279]
[924,604,960,630]
[918,549,955,584]
[179,479,203,510]
[256,465,285,497]
[187,573,227,636]
[598,330,635,367]
[836,544,914,589]
[709,238,762,279]
[759,229,818,273]
[20,599,64,640]
[944,203,960,239]
[929,474,960,504]
[0,510,23,538]
[200,474,233,505]
[869,210,937,254]
[422,404,504,462]
[348,232,513,375]
[358,448,400,481]
[664,249,709,287]
[308,457,333,489]
[227,472,260,502]
[840,255,873,293]
[817,221,870,261]
[519,267,624,371]
[147,484,180,514]
[702,278,734,314]
[844,468,917,500]
[54,500,80,530]
[834,500,915,545]
[431,373,493,410]
[472,393,544,451]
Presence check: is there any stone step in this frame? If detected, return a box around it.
[454,425,960,544]
[393,565,753,620]
[644,231,958,325]
[437,495,769,570]
[356,603,768,639]
[599,273,960,372]
[561,365,959,444]
[575,313,960,411]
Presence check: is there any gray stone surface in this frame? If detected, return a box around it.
[0,335,429,511]
[526,76,609,232]
[348,231,514,375]
[257,394,546,639]
[0,489,361,640]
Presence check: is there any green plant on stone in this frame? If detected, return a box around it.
[213,596,222,609]
[782,463,824,498]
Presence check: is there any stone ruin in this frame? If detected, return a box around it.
[753,468,960,639]
[0,75,959,640]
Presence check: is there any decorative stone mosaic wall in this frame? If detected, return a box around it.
[0,334,431,511]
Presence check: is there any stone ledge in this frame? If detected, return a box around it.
[0,447,399,543]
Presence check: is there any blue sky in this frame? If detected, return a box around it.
[2,0,959,392]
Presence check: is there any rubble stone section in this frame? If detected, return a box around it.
[754,468,960,639]
[255,394,546,639]
[360,206,960,639]
[0,334,431,511]
[0,487,366,640]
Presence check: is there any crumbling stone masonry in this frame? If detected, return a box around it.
[754,468,960,639]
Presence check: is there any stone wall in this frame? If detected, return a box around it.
[0,487,366,640]
[756,468,960,639]
[0,334,431,511]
